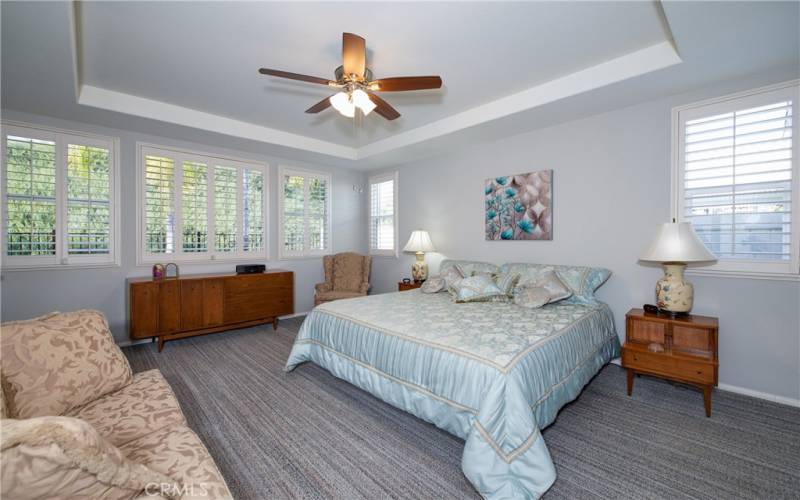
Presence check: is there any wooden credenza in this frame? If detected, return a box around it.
[128,270,293,351]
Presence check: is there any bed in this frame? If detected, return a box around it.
[285,260,620,499]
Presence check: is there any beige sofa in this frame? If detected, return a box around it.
[0,310,232,499]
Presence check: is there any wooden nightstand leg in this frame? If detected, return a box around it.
[272,317,279,330]
[626,369,635,396]
[703,386,712,417]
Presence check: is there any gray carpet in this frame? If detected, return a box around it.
[124,317,800,499]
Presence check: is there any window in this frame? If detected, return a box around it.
[2,122,119,269]
[673,81,800,277]
[368,171,398,256]
[278,166,331,259]
[137,144,266,264]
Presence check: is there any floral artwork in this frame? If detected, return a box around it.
[485,170,552,240]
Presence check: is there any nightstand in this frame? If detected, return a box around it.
[622,308,719,417]
[398,281,423,291]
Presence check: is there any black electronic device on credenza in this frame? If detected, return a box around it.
[236,264,266,275]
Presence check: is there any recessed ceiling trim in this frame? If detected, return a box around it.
[78,85,358,159]
[357,40,682,160]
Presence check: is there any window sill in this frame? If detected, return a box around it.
[686,268,800,282]
[1,262,121,272]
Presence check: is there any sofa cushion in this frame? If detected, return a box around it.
[1,416,178,500]
[67,369,186,448]
[121,424,232,500]
[1,310,133,419]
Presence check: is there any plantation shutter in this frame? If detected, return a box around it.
[181,160,208,253]
[144,154,175,254]
[369,175,396,254]
[5,135,57,257]
[214,165,238,252]
[279,167,331,258]
[66,144,111,256]
[682,98,793,262]
[243,169,264,252]
[308,176,328,251]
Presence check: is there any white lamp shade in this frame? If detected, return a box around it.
[403,230,436,253]
[640,222,717,263]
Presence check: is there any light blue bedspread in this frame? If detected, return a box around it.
[285,290,620,499]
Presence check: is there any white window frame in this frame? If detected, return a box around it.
[135,142,268,265]
[1,121,120,270]
[671,80,800,280]
[277,165,333,260]
[368,171,399,257]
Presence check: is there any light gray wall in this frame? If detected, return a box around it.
[369,72,800,402]
[0,110,367,343]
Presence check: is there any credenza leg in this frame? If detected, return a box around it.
[703,386,712,417]
[626,369,634,396]
[157,337,165,352]
[272,317,279,330]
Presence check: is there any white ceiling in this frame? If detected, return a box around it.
[2,1,798,169]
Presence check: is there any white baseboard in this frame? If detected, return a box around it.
[609,358,800,408]
[116,312,310,347]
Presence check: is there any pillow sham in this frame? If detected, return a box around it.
[500,263,611,304]
[420,277,446,293]
[440,265,465,289]
[494,272,520,297]
[440,259,498,277]
[449,275,507,303]
[513,287,551,309]
[529,270,572,303]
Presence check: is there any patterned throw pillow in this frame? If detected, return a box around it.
[440,264,465,289]
[420,277,446,293]
[513,286,551,309]
[449,275,507,303]
[0,310,133,419]
[530,270,572,303]
[494,272,520,297]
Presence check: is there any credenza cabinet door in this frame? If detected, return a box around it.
[224,273,293,323]
[130,283,159,339]
[180,280,205,331]
[158,280,181,334]
[203,279,225,327]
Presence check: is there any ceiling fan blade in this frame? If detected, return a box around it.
[370,76,442,92]
[368,92,401,120]
[342,32,366,79]
[305,95,334,114]
[258,68,332,85]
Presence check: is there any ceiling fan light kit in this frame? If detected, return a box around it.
[259,33,442,121]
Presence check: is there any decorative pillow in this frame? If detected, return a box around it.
[530,270,572,303]
[449,275,507,303]
[439,264,465,289]
[0,310,133,419]
[513,286,551,309]
[500,263,611,304]
[440,259,498,277]
[420,277,446,293]
[0,416,179,500]
[494,272,520,297]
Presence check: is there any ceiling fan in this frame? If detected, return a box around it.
[258,33,442,121]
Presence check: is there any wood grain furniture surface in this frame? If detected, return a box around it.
[398,281,422,291]
[128,270,293,351]
[622,308,719,416]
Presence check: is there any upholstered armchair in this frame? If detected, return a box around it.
[314,252,371,306]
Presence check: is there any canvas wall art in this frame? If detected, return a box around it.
[485,170,552,240]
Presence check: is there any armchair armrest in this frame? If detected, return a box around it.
[315,282,332,294]
[359,282,370,295]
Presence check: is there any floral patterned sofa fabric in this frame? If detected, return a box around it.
[121,425,233,500]
[0,309,133,419]
[0,416,178,500]
[67,369,187,448]
[500,263,611,304]
[315,252,371,306]
[440,259,499,277]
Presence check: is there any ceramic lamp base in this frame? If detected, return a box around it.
[411,252,428,282]
[655,262,693,314]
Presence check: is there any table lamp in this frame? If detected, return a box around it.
[403,230,436,282]
[639,221,717,315]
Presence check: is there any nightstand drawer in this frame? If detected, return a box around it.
[622,348,715,385]
[627,318,667,344]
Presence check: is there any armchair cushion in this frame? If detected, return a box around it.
[331,252,370,292]
[316,290,365,302]
[0,310,133,419]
